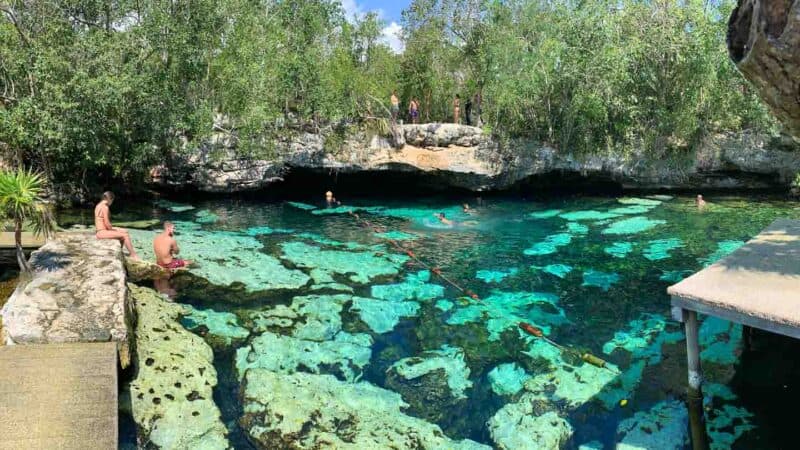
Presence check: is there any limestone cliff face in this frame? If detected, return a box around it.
[728,0,800,139]
[152,124,800,193]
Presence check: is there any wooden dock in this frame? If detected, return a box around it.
[668,218,800,450]
[0,231,47,249]
[0,342,118,450]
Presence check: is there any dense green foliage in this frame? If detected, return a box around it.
[0,0,776,189]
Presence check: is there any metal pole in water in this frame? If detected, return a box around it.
[684,309,710,450]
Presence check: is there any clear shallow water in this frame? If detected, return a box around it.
[64,194,800,449]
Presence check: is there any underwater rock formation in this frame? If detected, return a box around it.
[385,345,473,423]
[155,123,800,192]
[180,304,250,349]
[129,226,311,293]
[239,294,373,381]
[235,330,373,382]
[616,400,689,450]
[239,369,490,450]
[128,284,229,449]
[727,0,800,139]
[488,400,573,450]
[280,241,406,284]
[0,232,134,367]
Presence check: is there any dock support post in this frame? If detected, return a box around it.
[684,309,709,450]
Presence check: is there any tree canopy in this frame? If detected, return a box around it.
[0,0,776,190]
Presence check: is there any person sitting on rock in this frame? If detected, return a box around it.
[95,191,139,260]
[154,221,191,269]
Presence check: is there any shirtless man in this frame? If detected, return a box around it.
[95,191,139,259]
[325,191,341,208]
[390,91,400,122]
[153,221,191,269]
[696,194,707,209]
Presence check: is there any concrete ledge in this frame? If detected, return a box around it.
[669,219,800,338]
[0,232,133,367]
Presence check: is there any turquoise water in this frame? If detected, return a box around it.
[68,194,800,449]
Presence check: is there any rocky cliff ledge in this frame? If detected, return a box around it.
[153,124,800,193]
[728,0,800,140]
[0,233,134,367]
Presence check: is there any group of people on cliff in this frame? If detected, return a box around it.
[390,91,481,126]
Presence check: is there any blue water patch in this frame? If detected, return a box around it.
[523,233,573,256]
[560,210,622,221]
[659,270,693,283]
[609,205,656,215]
[446,290,567,340]
[476,268,519,284]
[286,201,317,211]
[566,222,589,235]
[604,242,634,258]
[699,317,742,365]
[528,209,562,219]
[374,230,419,241]
[371,271,444,302]
[602,216,667,235]
[532,264,573,279]
[582,270,620,291]
[350,297,420,334]
[617,197,663,206]
[699,240,746,267]
[643,238,684,261]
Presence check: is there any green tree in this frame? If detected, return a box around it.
[0,169,56,272]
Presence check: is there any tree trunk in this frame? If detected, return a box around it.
[15,220,29,272]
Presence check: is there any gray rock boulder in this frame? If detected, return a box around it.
[728,0,800,140]
[0,232,133,367]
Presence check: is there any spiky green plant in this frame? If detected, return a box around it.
[0,169,57,272]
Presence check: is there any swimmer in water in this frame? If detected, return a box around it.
[325,191,341,207]
[462,203,474,215]
[434,212,454,227]
[696,194,707,209]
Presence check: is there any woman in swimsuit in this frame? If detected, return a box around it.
[94,191,139,259]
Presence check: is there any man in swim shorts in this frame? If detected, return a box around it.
[154,221,192,269]
[390,91,400,122]
[95,191,139,259]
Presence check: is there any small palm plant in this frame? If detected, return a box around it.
[0,169,57,272]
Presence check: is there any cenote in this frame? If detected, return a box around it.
[60,192,800,449]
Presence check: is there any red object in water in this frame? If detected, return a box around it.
[518,322,543,337]
[470,293,480,300]
[406,250,416,258]
[431,267,442,275]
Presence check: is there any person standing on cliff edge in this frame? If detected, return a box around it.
[94,191,139,260]
[453,94,461,124]
[390,91,400,123]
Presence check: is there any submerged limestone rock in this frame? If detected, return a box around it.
[281,241,406,284]
[180,304,250,349]
[616,400,689,450]
[488,362,531,396]
[128,284,229,449]
[727,0,800,139]
[239,369,490,450]
[488,400,573,450]
[446,290,567,340]
[388,345,473,400]
[0,232,133,367]
[235,330,373,382]
[129,226,310,293]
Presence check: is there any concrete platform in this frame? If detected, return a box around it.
[0,342,118,450]
[0,231,46,249]
[669,219,800,337]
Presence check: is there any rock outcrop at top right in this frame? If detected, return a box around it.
[727,0,800,140]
